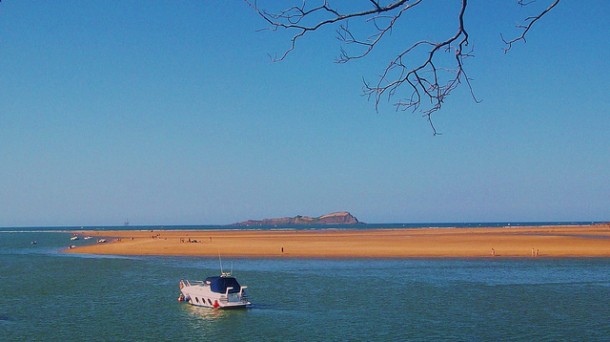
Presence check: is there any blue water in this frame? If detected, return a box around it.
[1,230,610,341]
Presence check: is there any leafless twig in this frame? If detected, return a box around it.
[247,0,560,134]
[502,0,561,53]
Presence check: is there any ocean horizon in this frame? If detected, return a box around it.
[1,221,606,232]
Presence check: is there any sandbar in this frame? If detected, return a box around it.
[64,224,610,258]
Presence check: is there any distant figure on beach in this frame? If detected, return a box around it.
[281,247,284,253]
[491,248,495,256]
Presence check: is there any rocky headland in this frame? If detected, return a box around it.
[231,211,361,227]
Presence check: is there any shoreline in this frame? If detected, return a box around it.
[64,224,610,258]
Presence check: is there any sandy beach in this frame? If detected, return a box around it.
[64,224,610,258]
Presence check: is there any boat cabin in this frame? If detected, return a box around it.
[205,276,242,294]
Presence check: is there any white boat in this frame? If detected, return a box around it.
[83,236,93,240]
[70,236,79,241]
[178,272,250,309]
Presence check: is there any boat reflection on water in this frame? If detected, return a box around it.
[182,304,248,322]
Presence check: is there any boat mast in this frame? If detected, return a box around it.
[218,253,224,275]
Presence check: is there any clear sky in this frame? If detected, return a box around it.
[1,1,608,227]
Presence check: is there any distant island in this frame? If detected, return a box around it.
[231,211,361,227]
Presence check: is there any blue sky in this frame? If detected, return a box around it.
[1,1,608,226]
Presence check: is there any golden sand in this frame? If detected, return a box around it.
[65,224,610,258]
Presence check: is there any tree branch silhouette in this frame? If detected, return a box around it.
[502,0,561,53]
[247,0,560,134]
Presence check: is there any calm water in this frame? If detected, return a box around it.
[1,231,610,341]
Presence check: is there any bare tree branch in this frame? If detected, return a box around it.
[247,0,560,134]
[246,0,412,62]
[363,0,476,136]
[502,0,561,53]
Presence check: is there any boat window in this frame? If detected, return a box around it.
[207,298,212,305]
[195,297,199,303]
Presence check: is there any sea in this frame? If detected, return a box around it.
[1,223,609,341]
